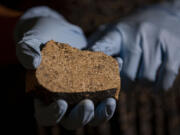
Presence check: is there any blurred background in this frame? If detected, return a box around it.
[2,0,179,135]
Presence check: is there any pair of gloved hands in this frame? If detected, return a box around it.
[14,1,180,130]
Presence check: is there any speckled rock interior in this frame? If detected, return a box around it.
[26,40,120,105]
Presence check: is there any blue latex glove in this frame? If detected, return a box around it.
[34,98,116,129]
[14,6,87,69]
[88,1,180,90]
[14,6,116,129]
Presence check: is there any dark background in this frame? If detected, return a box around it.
[0,0,165,34]
[1,0,180,135]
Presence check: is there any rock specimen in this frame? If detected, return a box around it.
[26,40,121,105]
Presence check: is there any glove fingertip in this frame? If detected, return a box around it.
[156,67,178,91]
[116,57,123,72]
[32,55,42,69]
[162,71,177,90]
[105,98,116,117]
[79,99,94,112]
[56,99,68,114]
[89,98,116,126]
[60,99,94,130]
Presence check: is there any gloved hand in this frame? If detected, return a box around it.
[14,6,116,130]
[34,98,116,129]
[14,6,87,69]
[88,1,180,90]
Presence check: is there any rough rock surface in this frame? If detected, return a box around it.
[26,40,121,105]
